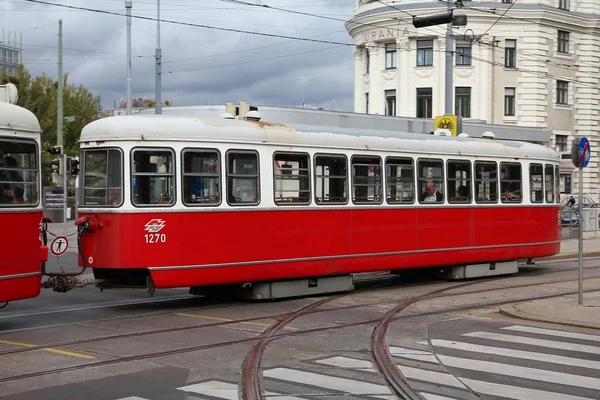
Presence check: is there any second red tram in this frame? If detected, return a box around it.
[0,84,45,306]
[75,114,561,295]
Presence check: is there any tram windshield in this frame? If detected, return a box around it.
[81,149,123,207]
[0,139,38,206]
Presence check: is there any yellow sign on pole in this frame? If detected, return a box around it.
[434,115,458,136]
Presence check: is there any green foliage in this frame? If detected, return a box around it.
[1,65,103,186]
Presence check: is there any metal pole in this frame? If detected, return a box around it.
[63,153,68,236]
[126,0,132,115]
[444,0,453,115]
[578,166,583,305]
[155,0,162,114]
[57,19,67,236]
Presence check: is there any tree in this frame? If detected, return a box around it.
[1,65,103,186]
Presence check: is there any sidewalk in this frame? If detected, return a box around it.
[500,237,600,330]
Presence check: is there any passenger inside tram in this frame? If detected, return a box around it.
[420,180,443,202]
[0,155,24,203]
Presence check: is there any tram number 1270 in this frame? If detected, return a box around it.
[145,233,167,244]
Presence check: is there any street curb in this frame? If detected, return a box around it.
[538,252,600,261]
[499,304,600,330]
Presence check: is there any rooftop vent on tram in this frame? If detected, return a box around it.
[458,133,469,138]
[220,112,235,119]
[433,128,451,136]
[245,110,262,121]
[481,131,496,139]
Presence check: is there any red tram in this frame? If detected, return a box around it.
[0,84,46,306]
[75,113,561,297]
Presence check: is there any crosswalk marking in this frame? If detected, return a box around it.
[502,325,600,342]
[264,367,393,399]
[435,354,600,390]
[460,377,596,400]
[425,339,600,370]
[176,380,307,400]
[421,393,459,400]
[397,365,467,389]
[389,346,439,363]
[115,397,148,400]
[315,355,375,371]
[463,331,600,354]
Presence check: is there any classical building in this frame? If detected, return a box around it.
[347,0,600,201]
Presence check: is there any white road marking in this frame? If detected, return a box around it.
[502,325,600,342]
[389,346,439,363]
[463,331,600,354]
[397,365,467,389]
[177,380,307,400]
[421,394,459,400]
[461,377,597,400]
[427,339,600,370]
[264,367,393,399]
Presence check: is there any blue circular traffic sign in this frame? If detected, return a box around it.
[578,137,591,168]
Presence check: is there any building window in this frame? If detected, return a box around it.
[557,30,569,54]
[385,90,396,116]
[505,39,516,68]
[365,93,369,114]
[502,0,512,3]
[385,43,397,69]
[365,50,370,73]
[558,0,569,10]
[455,40,472,66]
[504,87,515,116]
[417,40,433,66]
[555,134,567,152]
[557,80,568,105]
[416,88,433,118]
[455,87,471,118]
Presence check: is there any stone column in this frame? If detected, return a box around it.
[354,45,366,113]
[477,37,492,122]
[365,42,382,114]
[396,37,411,117]
[436,37,446,116]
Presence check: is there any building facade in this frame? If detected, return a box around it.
[0,30,22,76]
[347,0,600,201]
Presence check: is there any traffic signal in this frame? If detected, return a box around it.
[48,146,62,156]
[51,159,60,174]
[70,158,80,175]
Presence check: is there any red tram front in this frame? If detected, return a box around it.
[75,114,561,295]
[0,86,45,306]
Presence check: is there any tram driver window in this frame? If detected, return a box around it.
[447,160,472,204]
[500,162,522,203]
[474,162,498,203]
[226,151,259,205]
[352,156,382,204]
[315,154,347,204]
[545,164,555,203]
[555,165,560,203]
[0,140,38,206]
[386,157,414,204]
[82,149,123,207]
[273,152,310,205]
[182,150,220,206]
[530,163,544,203]
[418,159,444,203]
[131,149,175,206]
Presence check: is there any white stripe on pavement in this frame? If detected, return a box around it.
[116,398,149,400]
[398,365,598,400]
[315,356,375,371]
[436,354,600,391]
[176,380,307,400]
[421,393,459,400]
[502,325,600,342]
[264,367,393,399]
[426,339,600,370]
[389,346,439,363]
[461,377,597,400]
[463,331,600,354]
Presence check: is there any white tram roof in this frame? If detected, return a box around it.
[0,101,41,133]
[80,114,559,161]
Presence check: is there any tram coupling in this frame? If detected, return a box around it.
[39,215,98,293]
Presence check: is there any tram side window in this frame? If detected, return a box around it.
[273,152,310,205]
[555,165,560,203]
[352,156,382,204]
[0,140,38,206]
[447,160,472,204]
[417,159,444,203]
[132,149,175,206]
[530,163,544,203]
[182,149,220,206]
[500,162,522,203]
[315,154,347,204]
[474,162,498,203]
[82,149,123,206]
[226,151,259,205]
[544,164,555,203]
[385,157,414,204]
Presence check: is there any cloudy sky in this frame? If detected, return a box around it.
[2,0,356,112]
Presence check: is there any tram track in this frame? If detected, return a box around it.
[1,266,599,359]
[0,281,598,386]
